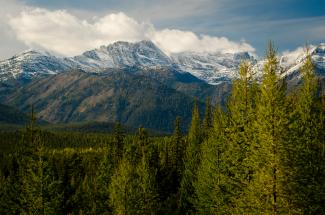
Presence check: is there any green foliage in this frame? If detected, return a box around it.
[283,52,325,214]
[179,100,202,214]
[109,156,158,215]
[172,117,185,178]
[244,42,289,214]
[202,97,213,139]
[195,107,231,214]
[109,158,138,215]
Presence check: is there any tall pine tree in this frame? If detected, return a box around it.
[244,42,289,214]
[284,51,325,213]
[179,100,202,214]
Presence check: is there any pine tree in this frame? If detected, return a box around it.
[97,148,115,214]
[194,106,232,214]
[20,107,62,214]
[188,100,201,145]
[114,122,125,161]
[225,61,259,212]
[109,155,158,215]
[138,127,149,148]
[202,97,213,140]
[0,153,22,214]
[244,42,289,214]
[20,106,45,214]
[172,116,184,178]
[135,153,159,214]
[179,100,202,214]
[284,51,325,213]
[109,158,137,215]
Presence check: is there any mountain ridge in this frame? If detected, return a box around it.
[1,41,325,85]
[0,40,255,84]
[1,40,324,85]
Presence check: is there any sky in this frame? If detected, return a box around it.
[0,0,324,59]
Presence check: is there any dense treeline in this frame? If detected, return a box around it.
[0,43,324,214]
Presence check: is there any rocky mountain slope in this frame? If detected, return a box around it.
[2,69,212,132]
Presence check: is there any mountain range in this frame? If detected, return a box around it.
[0,40,255,85]
[0,40,324,132]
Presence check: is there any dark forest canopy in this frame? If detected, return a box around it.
[0,43,324,214]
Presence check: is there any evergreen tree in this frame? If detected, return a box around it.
[135,153,159,214]
[138,127,149,148]
[202,97,213,139]
[179,100,202,214]
[114,122,125,161]
[285,51,325,213]
[172,116,184,178]
[97,148,115,214]
[226,61,259,212]
[20,107,63,214]
[244,42,288,214]
[194,107,232,214]
[109,155,158,215]
[0,153,22,214]
[109,158,138,215]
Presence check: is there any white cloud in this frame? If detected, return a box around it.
[9,9,150,56]
[281,45,315,67]
[149,29,255,54]
[0,0,29,59]
[8,7,255,56]
[282,47,305,58]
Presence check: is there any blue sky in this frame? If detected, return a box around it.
[0,0,324,58]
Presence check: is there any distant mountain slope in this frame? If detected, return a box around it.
[3,70,206,132]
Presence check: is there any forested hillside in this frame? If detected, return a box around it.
[0,43,324,214]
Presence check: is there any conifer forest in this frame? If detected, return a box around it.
[0,44,324,214]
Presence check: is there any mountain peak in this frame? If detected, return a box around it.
[15,49,53,58]
[100,40,158,50]
[72,40,173,70]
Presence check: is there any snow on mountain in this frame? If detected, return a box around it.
[68,40,174,71]
[0,50,71,81]
[171,51,255,84]
[280,44,325,80]
[251,44,325,82]
[0,40,324,84]
[0,41,174,81]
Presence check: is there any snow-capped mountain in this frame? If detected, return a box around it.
[0,40,324,85]
[0,50,71,81]
[280,43,325,80]
[0,41,175,81]
[67,40,174,71]
[171,51,255,84]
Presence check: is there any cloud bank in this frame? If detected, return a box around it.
[9,7,255,56]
